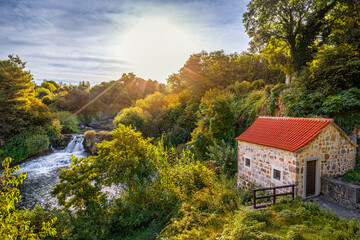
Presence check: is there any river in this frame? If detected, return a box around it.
[16,135,87,209]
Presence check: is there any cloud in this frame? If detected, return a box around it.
[0,0,250,84]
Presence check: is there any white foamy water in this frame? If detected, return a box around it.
[17,135,86,174]
[16,135,87,209]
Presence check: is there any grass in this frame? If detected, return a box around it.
[218,199,360,240]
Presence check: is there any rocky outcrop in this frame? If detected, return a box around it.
[52,134,72,150]
[84,130,112,155]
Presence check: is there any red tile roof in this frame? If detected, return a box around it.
[235,117,334,152]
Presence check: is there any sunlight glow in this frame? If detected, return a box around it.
[112,16,201,82]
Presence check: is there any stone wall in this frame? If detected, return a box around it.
[237,141,297,193]
[321,177,360,206]
[297,124,357,198]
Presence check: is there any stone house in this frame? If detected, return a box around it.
[235,117,357,198]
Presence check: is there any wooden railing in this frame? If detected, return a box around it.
[253,184,296,209]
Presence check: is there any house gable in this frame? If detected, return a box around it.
[295,124,357,198]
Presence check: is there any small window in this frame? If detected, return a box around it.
[273,169,281,181]
[272,165,282,183]
[244,156,251,169]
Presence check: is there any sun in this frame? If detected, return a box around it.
[112,16,200,82]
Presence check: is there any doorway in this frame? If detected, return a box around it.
[305,158,320,197]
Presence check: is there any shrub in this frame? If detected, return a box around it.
[251,79,266,90]
[26,134,49,156]
[98,131,111,141]
[206,140,238,177]
[84,130,95,142]
[36,87,51,99]
[0,127,50,164]
[0,158,56,239]
[58,111,79,133]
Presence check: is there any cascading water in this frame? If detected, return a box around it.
[16,135,87,209]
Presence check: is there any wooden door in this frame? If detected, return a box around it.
[306,160,317,197]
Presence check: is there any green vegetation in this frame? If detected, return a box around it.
[58,111,80,134]
[218,200,360,240]
[1,0,359,238]
[0,158,56,239]
[344,156,360,184]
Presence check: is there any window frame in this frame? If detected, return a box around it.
[244,156,251,169]
[271,165,283,183]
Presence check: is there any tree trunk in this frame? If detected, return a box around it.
[285,74,291,85]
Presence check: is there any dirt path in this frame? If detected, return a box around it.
[309,195,360,221]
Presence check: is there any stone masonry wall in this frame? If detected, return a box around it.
[237,141,297,194]
[296,124,356,198]
[321,177,360,206]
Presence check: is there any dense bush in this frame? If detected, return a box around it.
[58,111,80,134]
[206,140,238,177]
[218,200,360,240]
[0,127,50,164]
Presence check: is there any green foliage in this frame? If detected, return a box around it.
[189,89,236,159]
[168,51,284,98]
[251,79,265,90]
[244,0,338,72]
[344,156,360,183]
[41,81,57,92]
[160,177,243,239]
[237,89,269,129]
[113,106,151,131]
[294,44,360,96]
[266,84,287,114]
[226,81,251,98]
[46,119,62,140]
[0,127,50,164]
[283,88,360,134]
[218,200,360,240]
[52,124,154,209]
[58,111,80,134]
[44,80,60,90]
[0,55,35,140]
[206,140,238,177]
[36,87,52,99]
[50,124,220,239]
[219,208,275,240]
[0,158,56,239]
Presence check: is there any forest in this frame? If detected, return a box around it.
[1,0,360,239]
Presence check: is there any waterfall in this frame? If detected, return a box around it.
[16,134,87,209]
[17,135,86,174]
[64,135,85,153]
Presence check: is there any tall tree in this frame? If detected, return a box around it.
[0,55,35,141]
[244,0,338,73]
[168,50,283,97]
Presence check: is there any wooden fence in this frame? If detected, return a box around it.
[253,184,296,209]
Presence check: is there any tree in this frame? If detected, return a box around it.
[168,51,284,97]
[0,55,35,140]
[189,89,236,159]
[244,0,338,73]
[261,39,293,83]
